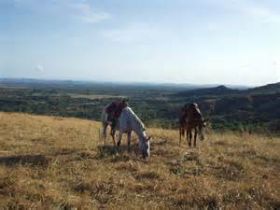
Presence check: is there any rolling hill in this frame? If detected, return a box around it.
[175,82,280,97]
[174,82,280,132]
[0,112,279,209]
[0,79,279,132]
[175,85,241,97]
[247,82,280,95]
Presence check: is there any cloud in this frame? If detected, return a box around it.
[241,5,280,24]
[69,2,111,24]
[13,0,111,24]
[102,23,159,43]
[34,64,44,73]
[79,12,111,23]
[224,0,280,24]
[204,0,280,25]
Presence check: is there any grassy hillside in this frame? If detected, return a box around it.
[0,112,279,209]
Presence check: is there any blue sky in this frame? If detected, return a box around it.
[0,0,280,85]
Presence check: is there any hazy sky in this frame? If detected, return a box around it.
[1,0,280,85]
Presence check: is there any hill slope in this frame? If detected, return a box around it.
[175,85,241,97]
[248,82,280,94]
[173,82,280,132]
[175,82,280,97]
[0,112,279,209]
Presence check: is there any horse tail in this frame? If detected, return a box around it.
[101,108,108,138]
[179,125,185,145]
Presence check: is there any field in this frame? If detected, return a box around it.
[1,112,279,209]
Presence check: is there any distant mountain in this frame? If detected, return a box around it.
[247,82,280,95]
[174,85,241,97]
[174,82,280,97]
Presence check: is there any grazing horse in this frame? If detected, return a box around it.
[179,103,206,147]
[101,106,151,158]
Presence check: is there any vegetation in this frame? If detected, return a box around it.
[0,112,279,209]
[0,79,280,132]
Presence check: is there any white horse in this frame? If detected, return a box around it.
[101,106,151,158]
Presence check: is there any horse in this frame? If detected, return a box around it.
[101,106,151,158]
[179,103,206,147]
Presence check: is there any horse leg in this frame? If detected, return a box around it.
[111,128,116,146]
[179,127,182,145]
[117,132,123,147]
[187,129,192,147]
[127,131,132,152]
[190,130,193,147]
[194,128,197,147]
[102,122,108,138]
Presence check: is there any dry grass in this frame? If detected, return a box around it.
[0,112,279,209]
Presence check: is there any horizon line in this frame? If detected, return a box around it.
[0,77,257,88]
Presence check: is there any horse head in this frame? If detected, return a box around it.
[140,135,151,159]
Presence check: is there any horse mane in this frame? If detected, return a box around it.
[124,107,145,131]
[179,103,204,125]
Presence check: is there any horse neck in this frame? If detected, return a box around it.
[188,107,202,120]
[125,107,146,138]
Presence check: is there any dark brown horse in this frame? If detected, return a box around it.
[179,103,206,147]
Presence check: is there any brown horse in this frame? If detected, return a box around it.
[179,103,206,147]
